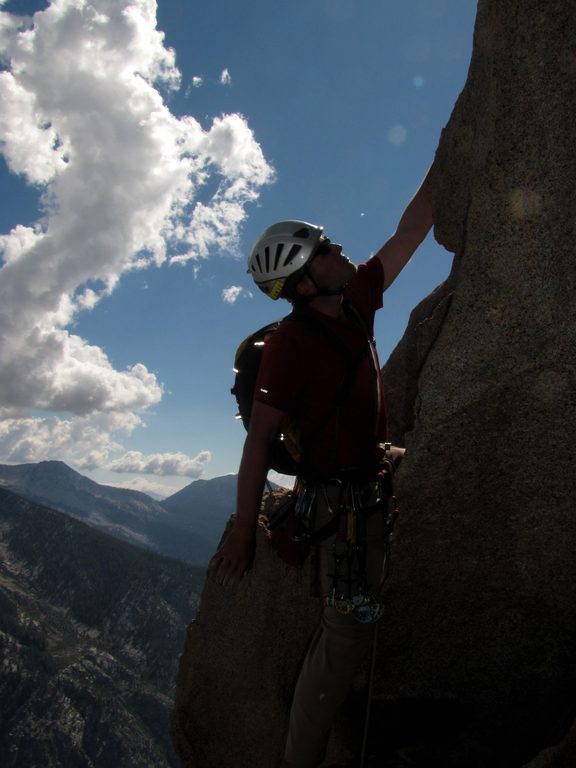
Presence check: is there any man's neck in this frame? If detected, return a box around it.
[308,294,344,318]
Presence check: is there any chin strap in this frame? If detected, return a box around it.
[304,269,350,297]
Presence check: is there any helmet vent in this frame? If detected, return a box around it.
[264,246,270,272]
[273,243,284,270]
[283,244,302,266]
[254,252,263,272]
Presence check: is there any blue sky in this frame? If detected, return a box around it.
[0,0,477,497]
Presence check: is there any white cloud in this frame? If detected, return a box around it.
[222,285,252,304]
[107,449,211,478]
[0,409,211,481]
[171,114,274,261]
[191,75,203,88]
[0,410,138,470]
[104,476,185,500]
[220,67,231,86]
[0,0,274,469]
[268,470,294,490]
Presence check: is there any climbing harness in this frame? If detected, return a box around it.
[320,467,399,624]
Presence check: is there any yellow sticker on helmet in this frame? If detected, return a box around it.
[269,279,284,300]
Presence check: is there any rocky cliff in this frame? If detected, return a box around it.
[378,0,576,764]
[172,2,576,765]
[0,487,204,767]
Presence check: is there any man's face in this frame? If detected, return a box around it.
[306,239,357,293]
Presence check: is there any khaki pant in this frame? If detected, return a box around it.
[283,483,389,767]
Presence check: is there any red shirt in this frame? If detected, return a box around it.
[254,257,387,478]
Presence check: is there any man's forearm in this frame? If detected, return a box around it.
[234,400,285,532]
[377,166,434,290]
[394,166,433,245]
[208,397,283,585]
[235,429,272,533]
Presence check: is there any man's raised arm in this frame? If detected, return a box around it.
[376,167,433,291]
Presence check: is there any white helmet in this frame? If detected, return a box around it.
[248,220,323,300]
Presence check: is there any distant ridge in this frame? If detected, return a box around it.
[0,485,203,767]
[160,473,237,539]
[0,461,237,564]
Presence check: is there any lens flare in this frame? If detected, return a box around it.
[387,125,407,146]
[509,188,541,219]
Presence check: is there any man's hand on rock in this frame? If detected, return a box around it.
[207,525,255,587]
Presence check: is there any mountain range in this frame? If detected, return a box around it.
[0,485,205,767]
[0,461,245,764]
[0,461,237,565]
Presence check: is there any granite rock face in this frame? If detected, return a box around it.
[172,506,322,768]
[379,0,576,764]
[172,1,576,765]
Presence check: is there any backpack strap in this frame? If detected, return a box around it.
[341,302,382,438]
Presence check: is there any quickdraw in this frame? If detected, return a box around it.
[321,476,398,624]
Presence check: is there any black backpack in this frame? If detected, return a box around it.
[231,318,301,475]
[231,306,371,476]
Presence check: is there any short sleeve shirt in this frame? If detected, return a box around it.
[254,257,387,477]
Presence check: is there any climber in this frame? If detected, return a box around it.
[208,167,433,767]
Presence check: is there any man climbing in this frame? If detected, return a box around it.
[208,168,433,767]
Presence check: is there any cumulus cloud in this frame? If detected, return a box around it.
[0,0,273,471]
[220,67,232,85]
[0,410,135,470]
[0,409,212,480]
[222,285,252,304]
[191,75,203,88]
[107,449,211,478]
[105,476,185,500]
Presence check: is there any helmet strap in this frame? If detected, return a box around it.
[305,269,349,297]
